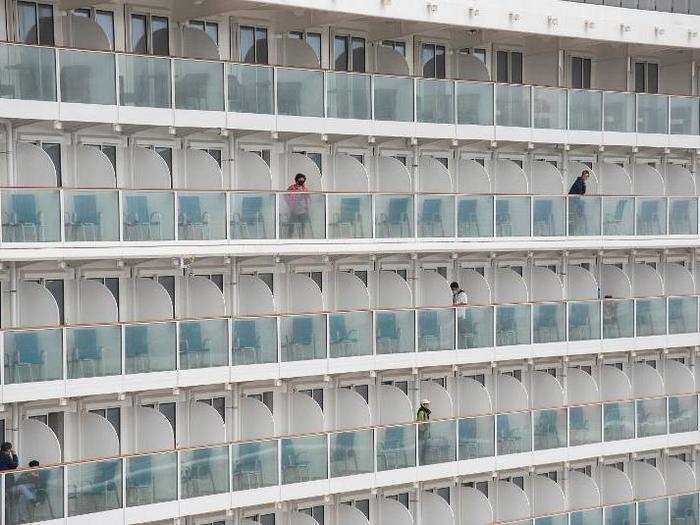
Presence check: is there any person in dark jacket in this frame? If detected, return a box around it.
[0,442,19,471]
[569,170,590,195]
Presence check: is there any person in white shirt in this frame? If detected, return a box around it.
[450,281,468,305]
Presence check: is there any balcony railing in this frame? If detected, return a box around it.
[1,43,700,137]
[564,0,700,14]
[1,393,697,523]
[1,298,696,385]
[0,191,697,244]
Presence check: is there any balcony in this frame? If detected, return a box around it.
[1,43,700,150]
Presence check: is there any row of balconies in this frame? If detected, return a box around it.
[0,297,696,394]
[2,396,697,524]
[0,191,697,243]
[566,0,700,13]
[2,43,700,140]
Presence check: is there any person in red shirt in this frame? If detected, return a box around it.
[286,173,310,237]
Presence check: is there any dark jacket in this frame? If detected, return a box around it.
[569,177,586,195]
[0,452,18,471]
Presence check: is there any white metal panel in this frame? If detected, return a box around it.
[421,491,455,525]
[75,145,116,188]
[598,162,632,195]
[237,150,272,190]
[530,266,564,302]
[18,281,60,327]
[19,418,61,467]
[567,368,600,405]
[333,154,369,192]
[334,272,369,310]
[79,411,119,460]
[419,270,451,306]
[377,270,412,309]
[529,370,564,408]
[664,262,695,296]
[631,461,667,499]
[176,26,220,60]
[600,365,632,401]
[631,362,665,398]
[630,263,664,297]
[601,264,632,298]
[566,265,599,300]
[529,475,566,516]
[419,156,452,192]
[238,275,275,315]
[379,497,414,525]
[377,384,413,425]
[567,470,602,510]
[136,406,175,452]
[459,487,493,525]
[457,159,490,193]
[494,374,528,412]
[240,396,275,440]
[633,163,665,196]
[334,388,371,430]
[337,503,370,525]
[459,268,492,305]
[494,159,527,194]
[457,377,493,416]
[72,279,118,324]
[65,14,110,50]
[666,457,696,494]
[493,480,530,522]
[17,142,57,187]
[493,268,528,303]
[132,146,171,189]
[184,149,223,189]
[664,164,695,196]
[376,46,409,76]
[419,380,453,419]
[530,161,564,195]
[376,156,411,192]
[178,276,225,318]
[189,401,226,446]
[664,359,695,395]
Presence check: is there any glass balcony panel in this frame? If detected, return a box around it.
[375,310,415,354]
[280,314,327,362]
[418,420,456,465]
[457,306,494,349]
[118,54,171,108]
[496,304,531,346]
[533,408,567,450]
[458,415,495,459]
[180,446,230,498]
[636,398,667,437]
[232,317,278,365]
[281,435,327,484]
[177,192,226,240]
[568,196,602,236]
[603,197,634,235]
[496,196,530,237]
[456,81,493,125]
[670,96,699,134]
[124,322,176,374]
[59,50,115,105]
[670,197,698,235]
[64,191,119,242]
[227,63,273,114]
[533,303,566,344]
[326,72,370,120]
[668,297,698,335]
[2,190,61,242]
[417,308,454,352]
[533,197,565,236]
[603,300,634,339]
[173,59,224,111]
[635,298,667,337]
[671,494,699,524]
[568,301,602,341]
[418,195,455,237]
[231,440,278,491]
[330,430,374,477]
[571,509,603,525]
[4,329,62,384]
[329,311,372,358]
[276,68,324,117]
[638,93,669,134]
[569,90,602,131]
[604,504,636,525]
[0,43,56,102]
[67,459,122,516]
[377,424,416,471]
[536,514,568,525]
[373,75,413,122]
[417,79,454,123]
[179,319,228,370]
[604,92,635,132]
[329,194,372,239]
[496,84,531,127]
[636,198,667,235]
[230,193,275,240]
[638,499,668,525]
[125,452,177,507]
[497,412,532,454]
[123,191,175,241]
[457,196,494,237]
[569,404,603,446]
[533,87,566,129]
[279,192,325,239]
[669,395,698,433]
[66,326,121,379]
[603,402,635,441]
[375,195,414,238]
[4,465,63,525]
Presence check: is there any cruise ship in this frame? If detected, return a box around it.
[1,0,700,524]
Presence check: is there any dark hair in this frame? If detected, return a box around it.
[294,173,306,184]
[581,169,590,176]
[0,442,12,453]
[450,281,460,289]
[28,460,39,468]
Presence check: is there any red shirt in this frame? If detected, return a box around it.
[286,183,309,213]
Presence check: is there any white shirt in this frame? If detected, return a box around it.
[452,290,468,305]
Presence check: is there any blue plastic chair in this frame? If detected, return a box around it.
[458,199,480,236]
[420,198,444,236]
[533,199,553,236]
[381,198,410,236]
[496,200,512,236]
[376,313,401,353]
